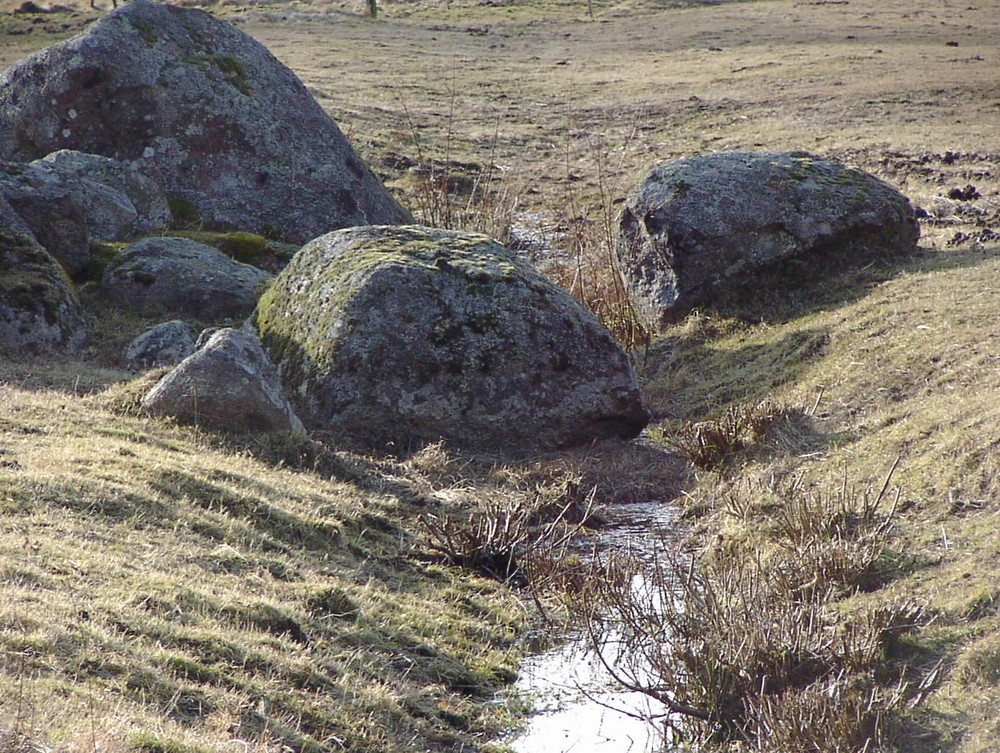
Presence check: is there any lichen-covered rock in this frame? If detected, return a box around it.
[124,320,195,368]
[0,220,87,356]
[616,151,921,329]
[39,150,170,234]
[0,0,412,243]
[254,225,649,450]
[102,237,272,320]
[0,158,140,277]
[141,328,304,434]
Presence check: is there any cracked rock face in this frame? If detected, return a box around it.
[254,225,649,451]
[616,151,921,330]
[0,0,411,242]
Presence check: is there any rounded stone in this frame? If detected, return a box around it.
[616,151,921,329]
[254,225,649,451]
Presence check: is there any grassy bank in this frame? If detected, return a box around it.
[0,374,527,753]
[0,321,681,753]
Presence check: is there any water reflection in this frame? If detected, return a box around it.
[509,502,683,753]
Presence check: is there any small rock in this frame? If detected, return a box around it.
[124,320,196,368]
[141,328,304,434]
[947,184,981,201]
[12,1,48,13]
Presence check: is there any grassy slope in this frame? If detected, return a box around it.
[642,244,1000,750]
[0,378,529,753]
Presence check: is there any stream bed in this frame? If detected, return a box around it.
[508,501,684,753]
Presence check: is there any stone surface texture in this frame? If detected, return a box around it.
[124,319,196,368]
[0,0,412,242]
[0,223,87,355]
[0,158,141,277]
[40,150,171,233]
[616,151,921,329]
[141,327,304,434]
[254,224,649,450]
[102,236,272,320]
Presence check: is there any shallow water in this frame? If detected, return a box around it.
[509,502,683,753]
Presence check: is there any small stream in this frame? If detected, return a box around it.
[508,502,683,753]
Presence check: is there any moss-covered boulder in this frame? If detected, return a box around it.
[254,225,649,451]
[616,151,921,329]
[0,0,411,243]
[0,216,87,356]
[102,237,272,320]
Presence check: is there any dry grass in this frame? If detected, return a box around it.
[629,246,1000,751]
[0,383,533,753]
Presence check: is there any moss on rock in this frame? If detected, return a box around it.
[254,224,648,450]
[0,227,88,354]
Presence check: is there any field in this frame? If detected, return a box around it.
[1,0,999,751]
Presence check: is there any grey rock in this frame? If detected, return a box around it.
[141,327,304,434]
[195,326,222,350]
[616,151,921,329]
[39,150,171,233]
[102,236,272,320]
[0,221,87,356]
[0,0,412,243]
[253,225,649,451]
[124,320,196,368]
[0,159,139,277]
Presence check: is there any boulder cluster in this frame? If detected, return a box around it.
[0,2,922,452]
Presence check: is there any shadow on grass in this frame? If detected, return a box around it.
[644,324,832,419]
[699,244,1000,326]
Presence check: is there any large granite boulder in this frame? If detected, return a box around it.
[141,328,304,434]
[0,219,87,355]
[616,151,921,329]
[253,225,649,450]
[0,0,412,242]
[0,158,142,277]
[102,236,272,320]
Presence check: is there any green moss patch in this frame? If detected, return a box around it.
[186,53,253,97]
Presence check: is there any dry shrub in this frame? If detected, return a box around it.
[404,154,525,246]
[722,464,904,597]
[745,674,907,753]
[666,399,802,470]
[0,731,36,753]
[418,493,589,586]
[542,216,649,349]
[580,465,925,750]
